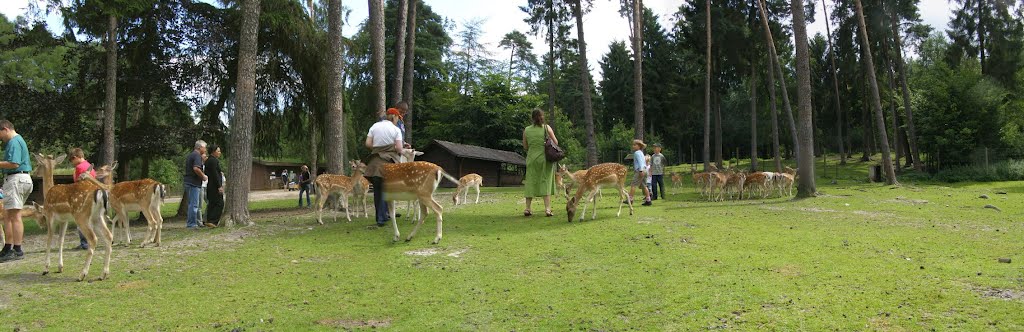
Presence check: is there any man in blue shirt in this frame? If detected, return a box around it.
[629,139,652,206]
[0,120,34,262]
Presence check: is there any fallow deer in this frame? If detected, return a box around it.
[777,173,795,197]
[670,172,683,193]
[707,172,729,202]
[452,173,483,205]
[725,172,747,200]
[558,165,601,200]
[95,164,167,247]
[32,153,114,281]
[566,163,633,222]
[744,172,769,199]
[377,160,460,244]
[313,161,366,224]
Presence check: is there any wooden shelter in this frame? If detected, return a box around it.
[418,140,526,187]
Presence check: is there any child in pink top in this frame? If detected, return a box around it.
[69,148,96,250]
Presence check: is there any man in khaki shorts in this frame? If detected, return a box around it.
[0,120,33,262]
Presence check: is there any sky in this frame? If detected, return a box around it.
[0,0,954,80]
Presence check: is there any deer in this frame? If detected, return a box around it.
[724,172,747,200]
[397,149,425,222]
[94,163,167,247]
[313,161,366,224]
[452,173,483,205]
[744,172,769,199]
[566,163,634,222]
[31,153,114,281]
[558,164,601,200]
[777,173,795,197]
[376,160,461,244]
[670,172,683,193]
[707,172,729,202]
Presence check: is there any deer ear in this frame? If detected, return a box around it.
[54,154,67,165]
[414,151,424,156]
[111,161,119,170]
[33,153,44,164]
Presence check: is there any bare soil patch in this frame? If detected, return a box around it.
[316,318,392,329]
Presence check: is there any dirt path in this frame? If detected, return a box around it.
[165,189,300,204]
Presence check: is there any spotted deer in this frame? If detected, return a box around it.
[744,172,769,198]
[313,161,366,224]
[31,153,113,281]
[707,172,729,202]
[558,164,601,200]
[452,173,483,205]
[94,163,167,247]
[377,161,460,244]
[566,163,633,222]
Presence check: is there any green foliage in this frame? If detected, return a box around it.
[932,160,1024,182]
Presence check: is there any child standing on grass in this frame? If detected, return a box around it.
[69,148,96,250]
[650,144,666,200]
[629,139,652,206]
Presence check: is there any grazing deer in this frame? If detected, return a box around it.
[313,161,366,224]
[31,153,113,281]
[783,166,797,176]
[777,173,795,197]
[670,172,683,193]
[744,172,768,199]
[566,163,633,222]
[725,172,747,200]
[706,172,729,201]
[453,173,483,205]
[558,164,601,200]
[95,164,167,247]
[378,161,461,244]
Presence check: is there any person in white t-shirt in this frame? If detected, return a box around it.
[364,106,408,226]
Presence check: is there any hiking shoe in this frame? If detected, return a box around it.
[642,201,652,206]
[75,244,89,251]
[0,250,23,263]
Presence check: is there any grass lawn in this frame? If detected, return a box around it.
[1,158,1023,330]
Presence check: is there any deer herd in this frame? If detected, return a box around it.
[18,149,798,282]
[689,165,797,202]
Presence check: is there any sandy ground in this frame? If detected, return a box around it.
[164,189,302,204]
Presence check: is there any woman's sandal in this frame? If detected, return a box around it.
[524,210,533,217]
[545,210,554,217]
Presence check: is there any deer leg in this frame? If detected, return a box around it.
[342,192,351,222]
[621,182,634,216]
[590,189,599,220]
[93,215,113,280]
[406,199,429,242]
[475,185,480,204]
[153,205,164,247]
[316,189,327,225]
[43,219,54,275]
[78,220,96,282]
[139,209,153,248]
[390,201,400,242]
[57,221,69,273]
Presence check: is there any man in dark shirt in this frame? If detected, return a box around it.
[298,165,312,207]
[204,145,224,227]
[183,140,207,229]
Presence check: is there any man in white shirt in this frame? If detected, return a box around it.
[364,107,407,226]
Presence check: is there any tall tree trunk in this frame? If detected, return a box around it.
[310,118,320,178]
[703,0,712,171]
[714,90,723,169]
[854,0,897,185]
[369,0,387,117]
[117,91,129,180]
[887,62,902,170]
[403,1,417,143]
[224,0,262,227]
[325,0,346,174]
[978,0,986,74]
[571,0,599,167]
[103,14,118,167]
[890,12,923,170]
[391,0,408,104]
[757,0,799,164]
[545,0,556,127]
[823,0,846,165]
[632,0,644,140]
[860,88,873,161]
[750,63,759,172]
[791,0,816,197]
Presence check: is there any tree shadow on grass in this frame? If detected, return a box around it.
[0,271,76,285]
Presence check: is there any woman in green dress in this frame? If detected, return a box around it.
[522,109,558,217]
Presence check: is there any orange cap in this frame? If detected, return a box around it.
[386,108,404,120]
